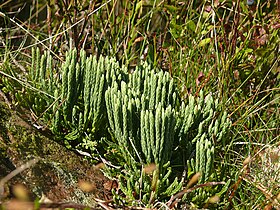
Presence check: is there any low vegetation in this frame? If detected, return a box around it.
[0,0,279,209]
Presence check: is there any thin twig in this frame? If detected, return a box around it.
[167,181,226,208]
[0,159,39,185]
[0,158,39,199]
[95,198,114,210]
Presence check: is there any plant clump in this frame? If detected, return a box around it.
[3,48,231,207]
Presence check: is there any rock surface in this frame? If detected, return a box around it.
[0,97,110,208]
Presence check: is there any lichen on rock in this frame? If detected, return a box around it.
[0,98,109,207]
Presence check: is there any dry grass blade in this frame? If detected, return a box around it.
[0,70,55,99]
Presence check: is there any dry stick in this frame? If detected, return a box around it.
[0,159,39,199]
[0,159,39,184]
[95,198,114,210]
[166,181,225,208]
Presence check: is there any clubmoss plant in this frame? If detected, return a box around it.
[15,48,232,206]
[29,48,109,149]
[105,61,231,204]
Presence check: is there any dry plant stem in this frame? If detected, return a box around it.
[11,56,26,74]
[167,181,226,208]
[0,159,39,199]
[98,0,118,48]
[0,0,112,53]
[47,0,52,49]
[0,12,61,61]
[229,87,280,121]
[226,158,251,209]
[96,202,114,210]
[0,90,12,108]
[195,69,213,97]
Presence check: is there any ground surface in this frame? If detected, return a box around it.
[0,96,111,209]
